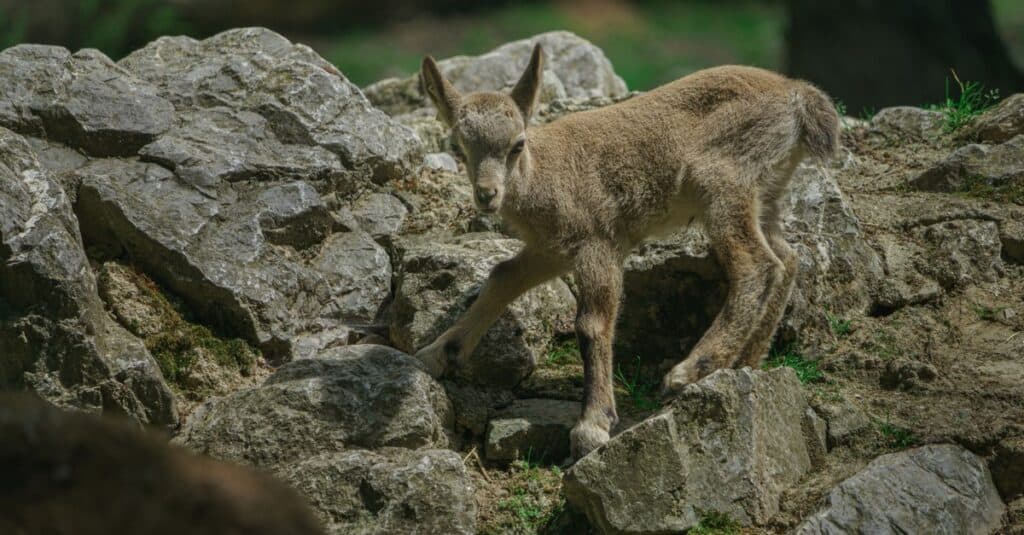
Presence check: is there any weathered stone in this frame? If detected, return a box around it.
[811,397,871,448]
[138,107,344,196]
[1002,218,1024,264]
[0,45,174,156]
[177,345,452,468]
[911,135,1024,192]
[365,31,627,117]
[0,127,177,426]
[277,448,476,535]
[869,106,944,140]
[485,398,580,464]
[74,159,390,360]
[349,192,408,238]
[794,445,1005,535]
[389,233,575,387]
[870,233,944,312]
[911,219,1004,289]
[423,152,459,173]
[120,27,422,181]
[804,407,828,464]
[991,436,1024,500]
[564,368,816,532]
[960,93,1024,143]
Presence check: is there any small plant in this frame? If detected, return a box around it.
[973,304,1005,321]
[859,106,877,121]
[690,509,741,535]
[834,99,848,116]
[614,356,660,412]
[826,311,853,336]
[934,70,1000,133]
[957,174,1024,205]
[764,346,823,384]
[544,339,580,367]
[879,421,916,449]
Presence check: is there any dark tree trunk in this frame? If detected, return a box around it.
[785,0,1024,111]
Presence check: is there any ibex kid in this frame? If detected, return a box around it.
[414,44,839,459]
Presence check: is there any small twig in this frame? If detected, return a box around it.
[462,446,491,483]
[1007,332,1020,343]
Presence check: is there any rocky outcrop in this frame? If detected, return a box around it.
[364,31,627,117]
[0,127,177,426]
[911,135,1024,192]
[389,233,575,387]
[178,345,453,468]
[564,368,820,533]
[960,93,1024,143]
[278,448,476,535]
[794,445,1005,535]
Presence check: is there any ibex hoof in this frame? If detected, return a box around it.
[661,361,702,398]
[570,421,610,461]
[413,341,449,379]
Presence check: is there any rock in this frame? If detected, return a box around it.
[911,219,1004,290]
[485,398,580,464]
[0,127,177,426]
[138,107,344,196]
[869,107,944,140]
[443,381,516,439]
[881,358,940,390]
[811,397,871,448]
[564,368,817,532]
[911,135,1024,192]
[177,345,452,468]
[1003,218,1024,264]
[991,436,1024,500]
[74,159,391,361]
[349,192,408,238]
[119,27,422,182]
[804,407,829,465]
[96,261,174,338]
[960,93,1024,143]
[423,152,459,173]
[0,45,174,156]
[1007,497,1024,535]
[793,444,1005,535]
[365,31,627,116]
[389,233,575,387]
[870,233,944,312]
[278,448,475,535]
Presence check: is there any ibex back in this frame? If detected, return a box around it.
[415,45,839,459]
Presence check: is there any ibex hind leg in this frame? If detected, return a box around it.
[662,184,785,396]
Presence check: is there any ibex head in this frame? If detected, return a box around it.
[420,44,544,214]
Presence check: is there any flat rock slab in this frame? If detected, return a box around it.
[278,448,476,535]
[564,368,818,533]
[177,345,452,469]
[794,444,1005,535]
[485,398,580,464]
[911,135,1024,192]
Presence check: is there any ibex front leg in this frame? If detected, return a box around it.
[414,248,566,378]
[570,243,623,460]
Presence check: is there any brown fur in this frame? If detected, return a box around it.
[0,393,324,535]
[416,45,839,458]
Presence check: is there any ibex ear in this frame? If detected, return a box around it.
[420,56,461,127]
[511,44,544,122]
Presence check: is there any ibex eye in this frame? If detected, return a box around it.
[510,140,525,155]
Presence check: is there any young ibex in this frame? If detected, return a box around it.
[415,45,839,459]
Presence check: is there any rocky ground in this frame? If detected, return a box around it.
[1,28,1022,535]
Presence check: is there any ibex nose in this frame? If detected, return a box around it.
[475,187,497,205]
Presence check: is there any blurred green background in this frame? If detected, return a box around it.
[1,0,1022,109]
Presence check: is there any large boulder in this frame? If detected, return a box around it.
[389,233,576,387]
[911,135,1024,192]
[74,159,391,361]
[177,345,452,469]
[277,448,476,535]
[364,31,627,117]
[0,45,173,156]
[960,93,1024,143]
[119,27,422,182]
[564,368,821,533]
[794,445,1005,535]
[0,127,177,426]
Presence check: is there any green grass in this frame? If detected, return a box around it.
[764,346,823,384]
[878,421,917,449]
[484,460,565,535]
[323,1,783,90]
[614,356,661,412]
[973,304,1006,321]
[544,339,581,367]
[826,311,853,337]
[834,99,848,116]
[932,72,1000,133]
[690,510,741,535]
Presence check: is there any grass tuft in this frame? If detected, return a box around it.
[764,346,823,384]
[826,311,853,337]
[934,71,1000,133]
[690,510,741,535]
[878,421,917,449]
[614,356,661,412]
[544,339,581,367]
